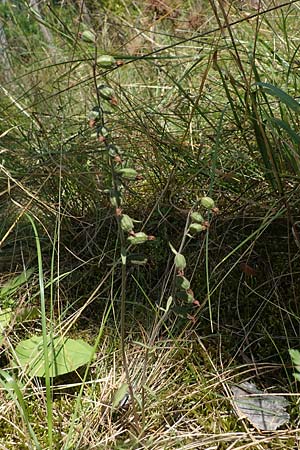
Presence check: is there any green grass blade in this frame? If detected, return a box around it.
[26,214,53,450]
[256,82,300,113]
[0,369,42,450]
[268,116,300,145]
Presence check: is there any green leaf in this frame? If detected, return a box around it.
[15,335,94,377]
[0,268,34,303]
[256,82,300,113]
[15,306,40,323]
[268,117,300,144]
[165,296,173,312]
[169,242,178,255]
[293,373,300,382]
[0,307,12,331]
[112,383,129,409]
[0,307,11,347]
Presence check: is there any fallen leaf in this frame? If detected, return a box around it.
[231,381,289,431]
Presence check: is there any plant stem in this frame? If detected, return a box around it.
[26,214,53,450]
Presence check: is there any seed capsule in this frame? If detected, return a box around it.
[108,146,117,157]
[80,30,96,43]
[189,223,206,234]
[88,108,101,121]
[97,55,116,68]
[110,190,122,207]
[179,276,190,290]
[191,212,204,223]
[108,144,123,157]
[97,84,115,100]
[187,292,195,303]
[121,215,134,232]
[175,253,186,271]
[128,232,148,245]
[100,127,109,137]
[201,196,215,209]
[110,196,118,207]
[116,168,138,180]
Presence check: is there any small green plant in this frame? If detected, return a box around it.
[169,196,218,309]
[87,48,159,431]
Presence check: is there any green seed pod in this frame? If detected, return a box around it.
[121,214,134,232]
[175,253,186,271]
[191,212,204,223]
[97,55,116,68]
[108,145,117,157]
[88,108,100,121]
[107,144,123,158]
[110,196,118,207]
[128,232,148,245]
[97,84,115,100]
[201,196,215,209]
[100,127,109,137]
[81,30,96,43]
[189,223,205,234]
[187,292,194,303]
[179,276,190,290]
[116,168,138,180]
[110,190,122,207]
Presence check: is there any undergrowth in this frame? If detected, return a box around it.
[0,0,300,448]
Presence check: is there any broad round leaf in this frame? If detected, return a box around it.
[15,335,94,377]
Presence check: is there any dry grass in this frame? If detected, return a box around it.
[0,325,298,449]
[1,0,300,448]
